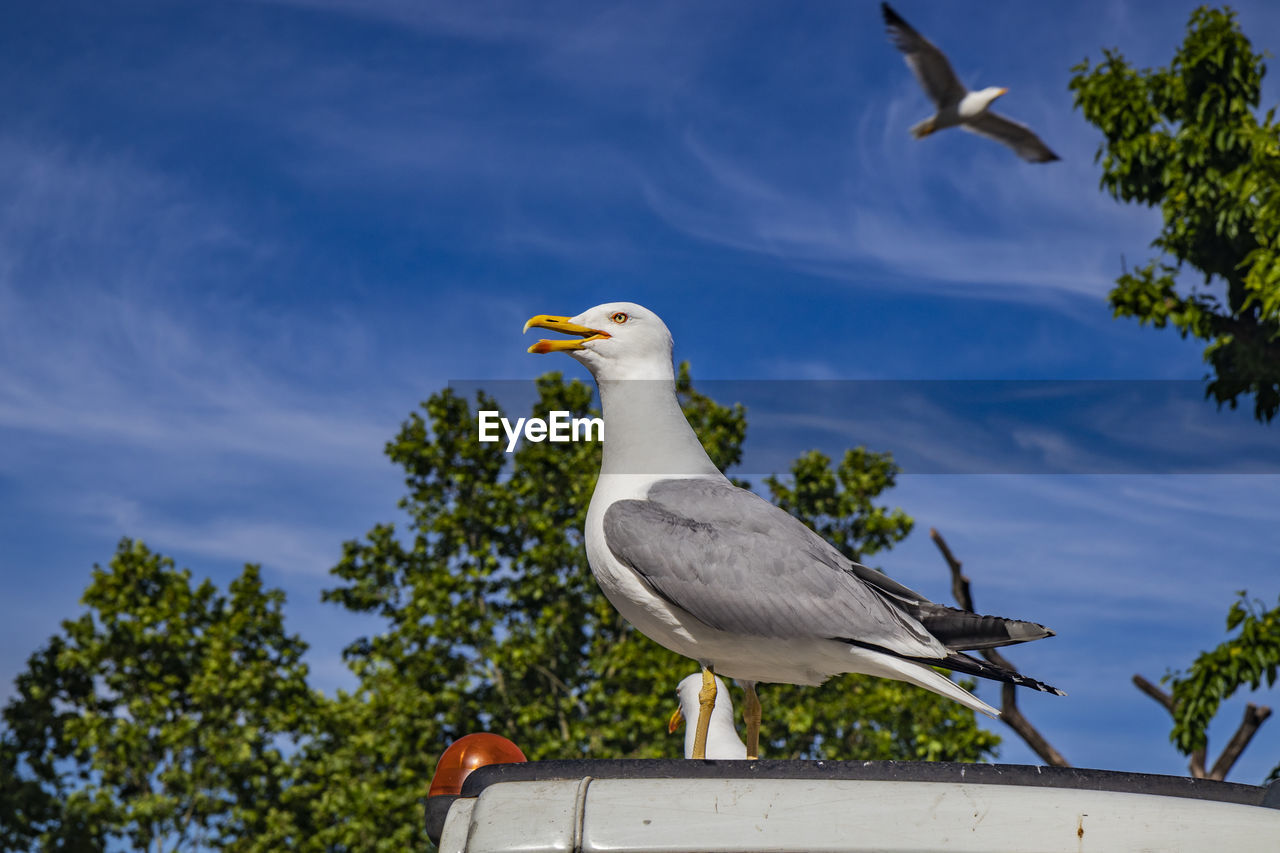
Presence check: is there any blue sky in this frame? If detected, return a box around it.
[3,0,1278,781]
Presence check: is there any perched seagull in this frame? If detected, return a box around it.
[881,3,1060,163]
[525,302,1063,760]
[669,673,748,760]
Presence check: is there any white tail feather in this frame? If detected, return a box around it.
[848,645,1001,719]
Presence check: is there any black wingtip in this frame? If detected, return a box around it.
[911,605,1056,651]
[881,3,905,27]
[930,649,1065,696]
[842,639,1065,697]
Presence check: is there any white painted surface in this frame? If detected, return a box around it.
[437,798,475,853]
[441,776,1280,853]
[460,779,587,853]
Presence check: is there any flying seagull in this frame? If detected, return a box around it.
[669,673,748,760]
[881,3,1060,163]
[525,302,1063,760]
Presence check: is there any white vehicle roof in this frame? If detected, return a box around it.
[429,759,1280,853]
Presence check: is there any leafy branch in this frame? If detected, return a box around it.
[1135,592,1277,781]
[1069,6,1280,422]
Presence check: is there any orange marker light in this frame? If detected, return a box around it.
[427,733,528,797]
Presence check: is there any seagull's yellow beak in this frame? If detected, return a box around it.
[523,315,611,354]
[996,87,1009,96]
[668,706,684,734]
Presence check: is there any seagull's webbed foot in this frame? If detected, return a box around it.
[691,666,716,760]
[742,680,761,760]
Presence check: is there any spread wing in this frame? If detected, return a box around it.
[965,111,1061,163]
[882,3,966,109]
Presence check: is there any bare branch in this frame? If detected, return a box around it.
[998,682,1069,767]
[1132,674,1174,713]
[930,527,973,611]
[1132,673,1207,778]
[930,528,1069,767]
[1208,703,1272,781]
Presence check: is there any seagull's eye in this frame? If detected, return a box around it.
[611,312,628,324]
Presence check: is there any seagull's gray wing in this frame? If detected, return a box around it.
[602,478,946,659]
[882,3,966,109]
[964,111,1061,163]
[842,552,1052,651]
[606,477,1054,653]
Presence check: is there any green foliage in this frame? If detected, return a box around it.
[766,448,915,564]
[1069,6,1280,421]
[1168,592,1280,769]
[0,540,313,852]
[296,369,997,845]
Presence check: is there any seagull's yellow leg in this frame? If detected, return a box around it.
[691,666,716,760]
[743,681,762,760]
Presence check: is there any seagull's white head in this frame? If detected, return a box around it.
[668,673,746,759]
[524,301,675,380]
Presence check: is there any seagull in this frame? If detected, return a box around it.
[669,673,748,760]
[881,3,1060,163]
[525,302,1063,760]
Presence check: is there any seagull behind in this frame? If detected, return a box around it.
[671,673,748,760]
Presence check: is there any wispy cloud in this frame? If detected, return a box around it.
[0,134,408,456]
[0,135,420,583]
[238,0,1171,316]
[641,109,1160,305]
[0,131,422,704]
[72,495,352,577]
[715,381,1279,476]
[887,474,1279,613]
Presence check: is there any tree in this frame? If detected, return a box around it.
[1072,3,1278,784]
[296,369,999,847]
[1070,6,1280,421]
[0,540,314,852]
[765,448,914,565]
[1135,592,1277,782]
